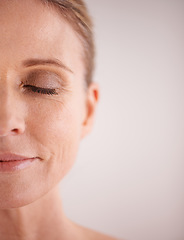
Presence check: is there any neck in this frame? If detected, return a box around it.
[0,185,75,240]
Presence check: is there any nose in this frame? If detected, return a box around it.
[0,88,25,137]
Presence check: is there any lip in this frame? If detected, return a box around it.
[0,153,38,173]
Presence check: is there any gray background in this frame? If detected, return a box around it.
[60,1,184,240]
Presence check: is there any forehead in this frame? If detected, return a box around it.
[0,0,84,78]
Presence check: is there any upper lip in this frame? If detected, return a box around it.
[0,153,34,161]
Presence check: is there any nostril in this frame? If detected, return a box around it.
[0,128,23,137]
[0,123,25,137]
[10,126,25,135]
[11,128,20,134]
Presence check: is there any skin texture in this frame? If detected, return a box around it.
[0,0,119,239]
[0,0,90,210]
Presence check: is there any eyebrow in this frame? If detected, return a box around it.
[22,58,73,74]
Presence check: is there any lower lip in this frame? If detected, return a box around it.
[0,159,37,173]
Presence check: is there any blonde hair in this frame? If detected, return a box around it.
[41,0,94,87]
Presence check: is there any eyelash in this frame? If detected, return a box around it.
[23,85,58,95]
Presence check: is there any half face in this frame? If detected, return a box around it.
[0,0,98,208]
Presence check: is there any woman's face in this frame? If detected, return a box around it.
[0,0,98,208]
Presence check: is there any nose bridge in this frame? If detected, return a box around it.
[0,83,16,117]
[0,79,25,136]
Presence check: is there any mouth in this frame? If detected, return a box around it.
[0,153,38,173]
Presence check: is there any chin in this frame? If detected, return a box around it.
[0,181,53,210]
[0,191,41,209]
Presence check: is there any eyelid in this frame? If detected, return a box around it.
[23,85,59,95]
[20,68,72,96]
[22,68,68,88]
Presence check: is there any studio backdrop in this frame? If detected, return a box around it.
[61,1,184,240]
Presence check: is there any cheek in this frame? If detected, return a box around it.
[26,97,82,180]
[0,99,83,209]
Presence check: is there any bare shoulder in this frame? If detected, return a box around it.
[79,225,119,240]
[69,220,121,240]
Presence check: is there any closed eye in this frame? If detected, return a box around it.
[23,85,58,95]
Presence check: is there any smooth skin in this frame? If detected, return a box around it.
[0,0,118,240]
